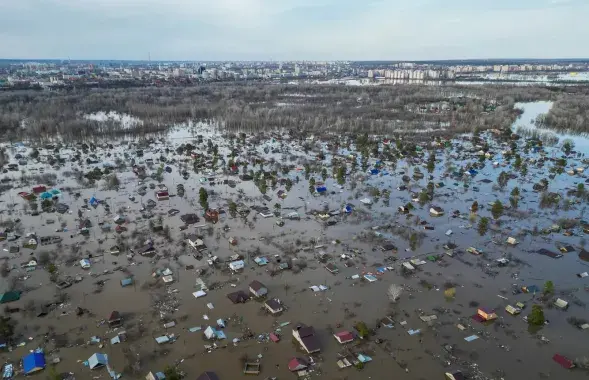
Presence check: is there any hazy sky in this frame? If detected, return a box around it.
[1,0,588,60]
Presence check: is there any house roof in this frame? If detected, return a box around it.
[301,335,321,352]
[288,357,308,372]
[265,298,282,311]
[249,280,266,291]
[88,353,108,369]
[335,331,354,342]
[23,352,45,373]
[227,290,250,304]
[0,291,21,304]
[478,307,494,314]
[196,371,220,380]
[553,354,574,369]
[186,234,198,241]
[295,325,316,338]
[109,311,121,321]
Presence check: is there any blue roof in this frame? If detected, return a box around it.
[40,192,53,199]
[23,352,45,374]
[316,186,327,192]
[120,278,133,287]
[88,353,108,369]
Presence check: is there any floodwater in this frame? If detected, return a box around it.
[0,104,588,379]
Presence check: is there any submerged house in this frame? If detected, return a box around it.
[429,206,444,216]
[333,331,354,344]
[477,307,498,321]
[264,298,284,314]
[155,190,169,200]
[227,290,250,304]
[249,280,268,297]
[288,357,308,372]
[292,324,321,354]
[553,354,575,369]
[22,352,46,374]
[196,372,220,380]
[108,311,123,327]
[186,234,205,250]
[229,260,245,272]
[88,353,108,369]
[205,209,219,223]
[505,305,521,315]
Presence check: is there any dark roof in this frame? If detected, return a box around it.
[265,298,282,311]
[227,290,250,304]
[301,335,321,352]
[186,234,199,242]
[196,372,220,380]
[296,325,315,338]
[249,280,266,291]
[109,311,121,321]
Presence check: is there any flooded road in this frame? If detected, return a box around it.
[0,105,588,379]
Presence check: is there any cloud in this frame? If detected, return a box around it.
[0,0,587,60]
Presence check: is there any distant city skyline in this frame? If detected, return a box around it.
[1,0,588,61]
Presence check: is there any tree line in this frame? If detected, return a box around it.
[0,82,581,143]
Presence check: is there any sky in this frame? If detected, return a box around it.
[1,0,588,61]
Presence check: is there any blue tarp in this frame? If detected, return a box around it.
[344,205,353,213]
[468,169,478,176]
[89,196,99,206]
[358,354,372,363]
[40,192,53,199]
[23,352,45,374]
[254,257,269,266]
[370,169,380,175]
[316,186,327,193]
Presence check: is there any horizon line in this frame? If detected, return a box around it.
[2,58,589,63]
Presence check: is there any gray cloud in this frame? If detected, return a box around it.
[0,0,587,60]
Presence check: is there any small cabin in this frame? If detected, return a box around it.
[505,305,521,315]
[477,307,497,321]
[155,190,169,200]
[264,298,284,314]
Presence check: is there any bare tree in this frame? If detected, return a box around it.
[387,284,403,303]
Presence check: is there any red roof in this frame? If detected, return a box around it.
[553,354,574,369]
[334,331,354,343]
[288,357,308,372]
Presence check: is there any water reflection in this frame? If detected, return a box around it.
[513,101,589,151]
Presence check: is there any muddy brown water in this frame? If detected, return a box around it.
[0,104,588,379]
